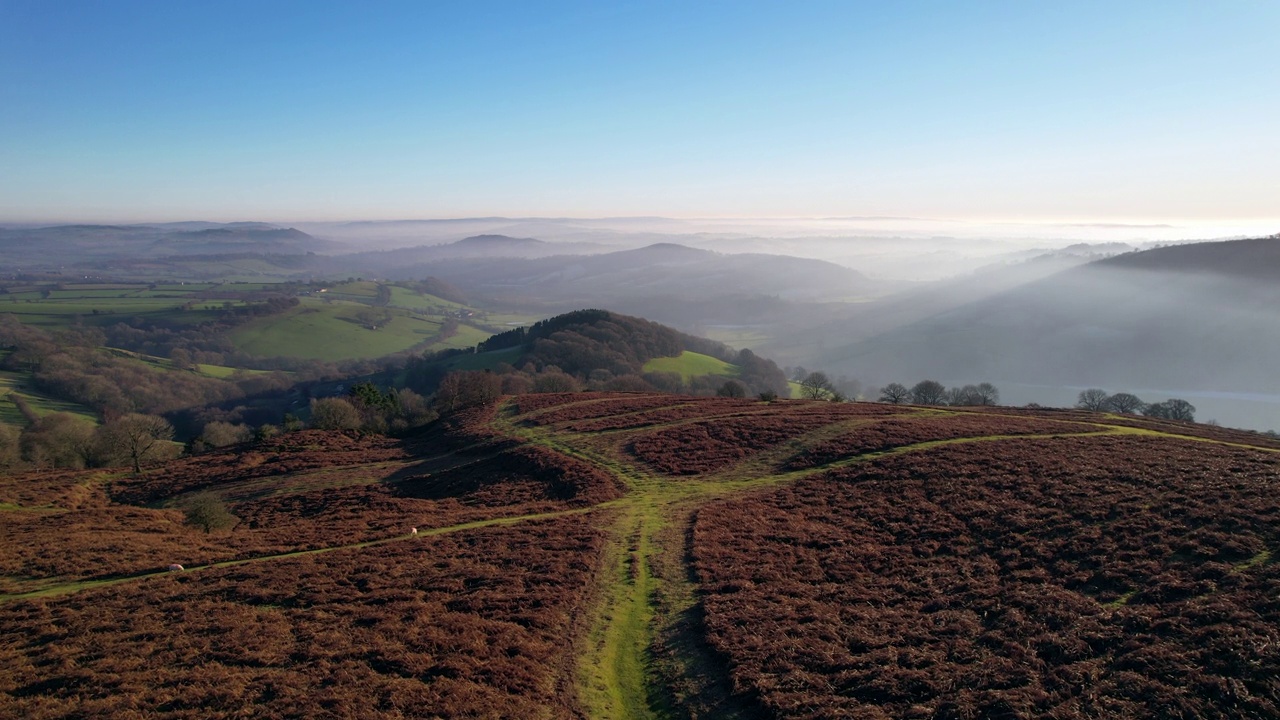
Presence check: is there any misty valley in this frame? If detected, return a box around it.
[2,219,1279,718]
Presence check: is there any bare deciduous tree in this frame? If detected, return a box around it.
[309,397,363,430]
[910,380,948,406]
[1144,398,1196,422]
[800,372,833,400]
[96,413,175,473]
[1076,388,1111,412]
[878,383,910,404]
[975,382,1000,406]
[21,413,96,469]
[1106,392,1144,414]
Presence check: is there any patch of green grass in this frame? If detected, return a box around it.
[228,299,457,361]
[195,363,239,378]
[579,505,662,720]
[1232,549,1272,572]
[1103,589,1138,608]
[386,286,466,311]
[322,280,382,301]
[0,297,220,328]
[0,369,98,425]
[432,323,492,351]
[642,352,738,382]
[482,312,543,326]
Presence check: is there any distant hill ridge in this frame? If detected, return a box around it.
[1096,234,1280,281]
[0,222,331,263]
[818,235,1280,410]
[454,234,545,246]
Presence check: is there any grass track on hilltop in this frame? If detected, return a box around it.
[9,392,1279,717]
[493,394,1280,718]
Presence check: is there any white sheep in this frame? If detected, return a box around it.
[167,563,184,572]
[410,527,418,536]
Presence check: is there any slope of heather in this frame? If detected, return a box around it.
[0,515,610,719]
[5,392,1280,718]
[694,434,1280,718]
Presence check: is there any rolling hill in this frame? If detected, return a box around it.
[463,308,789,396]
[815,235,1280,427]
[366,243,878,321]
[0,223,332,266]
[329,234,611,271]
[4,394,1278,717]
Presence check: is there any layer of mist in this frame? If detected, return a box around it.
[3,217,1276,430]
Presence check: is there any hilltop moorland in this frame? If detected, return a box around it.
[3,393,1279,718]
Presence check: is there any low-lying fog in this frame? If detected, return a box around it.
[5,215,1276,431]
[296,216,1280,282]
[238,216,1280,431]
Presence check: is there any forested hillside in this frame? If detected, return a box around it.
[461,309,789,397]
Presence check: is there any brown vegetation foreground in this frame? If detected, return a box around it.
[4,392,1280,718]
[694,434,1280,719]
[0,515,612,719]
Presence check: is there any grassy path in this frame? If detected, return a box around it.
[495,401,1112,719]
[10,395,1279,716]
[496,399,1280,719]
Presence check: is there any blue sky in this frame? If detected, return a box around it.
[1,0,1277,224]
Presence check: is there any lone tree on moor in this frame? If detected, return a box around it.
[800,371,834,400]
[1076,388,1111,412]
[910,380,948,406]
[98,413,174,473]
[1106,392,1144,414]
[878,383,910,404]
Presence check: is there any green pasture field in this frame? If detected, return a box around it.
[431,323,491,351]
[150,283,218,292]
[386,286,466,311]
[193,271,291,282]
[0,297,228,328]
[194,362,275,379]
[228,300,473,361]
[98,348,271,380]
[37,287,231,300]
[215,282,280,291]
[0,277,332,329]
[99,348,170,373]
[642,351,739,381]
[482,312,542,327]
[0,369,98,426]
[319,280,381,301]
